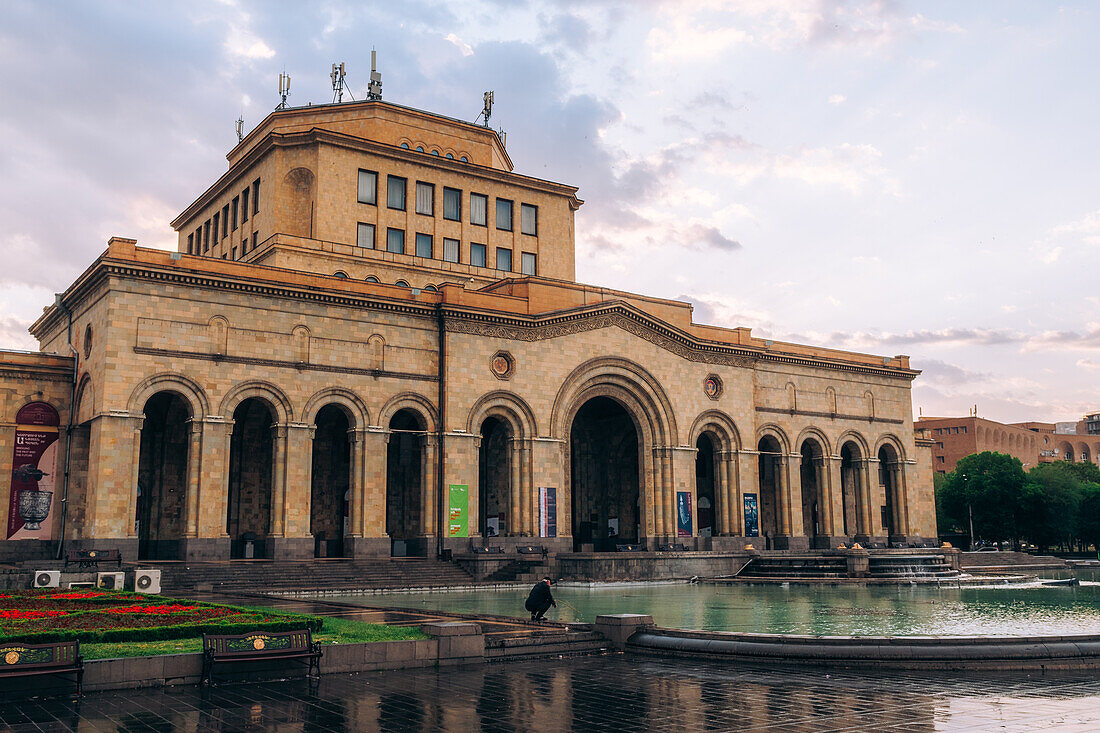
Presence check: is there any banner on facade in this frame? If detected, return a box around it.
[447,484,469,538]
[676,491,692,538]
[743,493,759,538]
[7,402,61,540]
[539,486,557,538]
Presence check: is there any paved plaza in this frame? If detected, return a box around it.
[3,655,1100,732]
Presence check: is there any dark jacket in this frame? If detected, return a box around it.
[524,581,554,611]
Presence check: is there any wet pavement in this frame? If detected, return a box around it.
[181,590,575,641]
[4,655,1100,732]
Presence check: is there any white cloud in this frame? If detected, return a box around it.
[828,94,846,105]
[445,33,474,57]
[772,143,896,195]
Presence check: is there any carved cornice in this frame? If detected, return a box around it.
[445,306,913,379]
[132,347,436,383]
[756,405,904,425]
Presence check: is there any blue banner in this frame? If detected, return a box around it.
[743,493,759,537]
[676,491,692,538]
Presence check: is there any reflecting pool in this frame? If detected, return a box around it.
[323,579,1100,637]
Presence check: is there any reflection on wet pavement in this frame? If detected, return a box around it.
[3,655,1100,732]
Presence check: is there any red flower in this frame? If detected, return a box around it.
[49,591,106,600]
[106,604,199,615]
[0,609,68,620]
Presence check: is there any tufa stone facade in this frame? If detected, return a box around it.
[0,99,937,562]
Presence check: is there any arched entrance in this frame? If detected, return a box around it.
[799,438,825,547]
[695,433,718,539]
[878,445,904,543]
[479,416,511,538]
[839,442,863,541]
[227,398,276,559]
[570,396,640,551]
[136,392,191,560]
[387,409,426,557]
[310,405,351,558]
[757,436,784,549]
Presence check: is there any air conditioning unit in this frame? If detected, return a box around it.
[96,572,125,590]
[132,569,161,595]
[33,570,60,588]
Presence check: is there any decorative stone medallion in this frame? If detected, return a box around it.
[252,637,266,650]
[703,374,723,400]
[490,351,515,380]
[4,651,19,665]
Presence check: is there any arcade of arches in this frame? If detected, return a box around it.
[81,380,930,561]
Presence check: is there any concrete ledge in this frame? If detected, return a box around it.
[626,628,1100,671]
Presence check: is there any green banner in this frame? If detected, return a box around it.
[448,484,469,538]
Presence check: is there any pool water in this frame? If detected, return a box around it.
[325,579,1100,637]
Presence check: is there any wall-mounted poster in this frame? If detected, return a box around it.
[538,486,557,538]
[7,402,61,540]
[743,493,760,538]
[447,484,469,538]
[676,491,692,538]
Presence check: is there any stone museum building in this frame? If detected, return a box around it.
[0,97,938,564]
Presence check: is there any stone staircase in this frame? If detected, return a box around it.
[959,551,1067,570]
[735,552,958,580]
[737,555,849,579]
[480,559,555,584]
[152,558,477,594]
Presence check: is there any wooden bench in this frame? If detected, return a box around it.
[615,543,645,552]
[657,543,689,552]
[64,548,122,569]
[202,629,321,686]
[0,640,83,696]
[516,545,548,558]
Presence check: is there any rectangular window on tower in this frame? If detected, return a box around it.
[471,193,487,226]
[443,238,459,263]
[443,187,461,221]
[203,220,211,250]
[251,231,258,250]
[241,188,250,222]
[357,222,375,249]
[521,204,538,236]
[470,243,487,267]
[252,178,260,214]
[357,169,377,205]
[212,213,220,242]
[222,204,229,238]
[415,181,434,216]
[496,247,512,271]
[415,232,433,258]
[521,252,536,275]
[187,233,194,254]
[387,228,405,254]
[232,196,239,230]
[496,198,513,231]
[387,176,407,210]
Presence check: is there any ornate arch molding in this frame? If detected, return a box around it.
[74,374,95,425]
[755,423,791,454]
[302,387,370,427]
[127,372,210,420]
[550,357,677,444]
[794,426,833,457]
[377,392,437,431]
[218,380,294,423]
[465,391,539,439]
[836,430,871,458]
[688,410,742,452]
[873,433,907,462]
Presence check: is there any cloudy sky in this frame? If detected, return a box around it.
[1,1,1097,423]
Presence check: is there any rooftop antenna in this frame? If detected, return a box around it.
[277,72,291,110]
[367,50,382,101]
[331,62,351,103]
[235,116,244,143]
[479,91,494,127]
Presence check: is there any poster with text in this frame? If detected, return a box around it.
[743,493,760,537]
[539,486,557,538]
[676,491,692,538]
[7,402,61,540]
[447,484,469,538]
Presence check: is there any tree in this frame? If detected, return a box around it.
[1076,482,1100,552]
[938,452,1026,545]
[1020,464,1082,552]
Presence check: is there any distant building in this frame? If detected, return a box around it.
[915,415,1100,473]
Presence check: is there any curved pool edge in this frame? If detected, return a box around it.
[598,616,1100,671]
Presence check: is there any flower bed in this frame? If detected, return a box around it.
[0,589,321,644]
